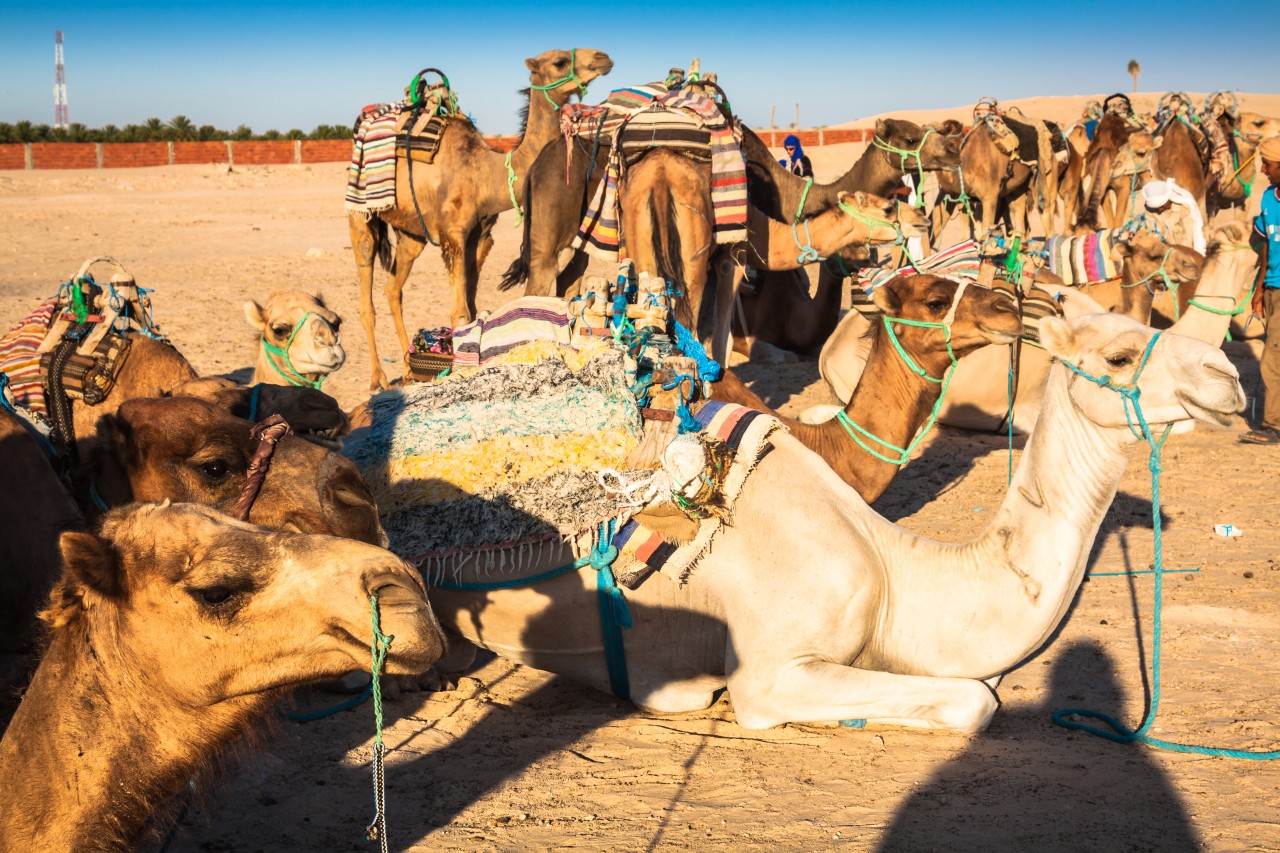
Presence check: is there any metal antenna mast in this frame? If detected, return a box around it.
[54,31,68,129]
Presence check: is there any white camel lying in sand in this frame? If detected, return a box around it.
[426,313,1244,732]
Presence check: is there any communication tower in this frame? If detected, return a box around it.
[54,31,68,129]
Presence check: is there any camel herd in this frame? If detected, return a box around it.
[1,47,1275,850]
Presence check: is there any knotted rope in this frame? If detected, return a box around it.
[260,312,328,390]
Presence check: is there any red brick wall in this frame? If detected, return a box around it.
[174,141,229,165]
[301,140,352,163]
[101,143,169,168]
[0,144,25,170]
[232,141,295,165]
[31,143,98,169]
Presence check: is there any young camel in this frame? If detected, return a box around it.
[0,502,444,852]
[350,48,613,391]
[712,274,1021,502]
[420,313,1242,731]
[244,291,345,389]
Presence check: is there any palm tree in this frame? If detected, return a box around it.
[1127,60,1141,94]
[143,117,165,141]
[167,115,196,141]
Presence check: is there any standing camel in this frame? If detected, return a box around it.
[0,502,443,851]
[930,119,1035,246]
[350,48,613,391]
[1078,111,1149,230]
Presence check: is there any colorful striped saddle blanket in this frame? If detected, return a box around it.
[568,86,747,259]
[1044,230,1121,286]
[345,103,401,215]
[0,298,56,413]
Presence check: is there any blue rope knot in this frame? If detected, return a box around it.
[792,219,822,264]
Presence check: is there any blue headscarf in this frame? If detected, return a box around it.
[783,133,805,166]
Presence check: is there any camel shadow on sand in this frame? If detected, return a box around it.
[877,639,1200,852]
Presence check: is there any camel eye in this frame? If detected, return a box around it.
[1106,354,1133,368]
[271,324,289,337]
[199,459,231,480]
[193,585,235,607]
[926,298,949,311]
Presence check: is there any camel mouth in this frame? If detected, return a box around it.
[1176,388,1244,428]
[590,61,615,75]
[978,324,1021,345]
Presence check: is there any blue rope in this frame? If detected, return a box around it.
[1053,334,1280,760]
[0,373,14,414]
[672,320,722,381]
[281,683,372,722]
[248,383,263,422]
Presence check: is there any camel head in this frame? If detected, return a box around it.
[1112,229,1203,292]
[525,48,613,104]
[86,396,385,546]
[1236,111,1280,145]
[244,291,345,387]
[1040,313,1245,432]
[835,191,928,246]
[872,274,1022,360]
[1112,130,1160,180]
[874,118,962,174]
[169,377,350,448]
[46,503,444,703]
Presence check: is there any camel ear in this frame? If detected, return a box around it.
[1039,317,1076,360]
[875,119,888,137]
[525,57,539,73]
[59,530,122,600]
[1151,136,1163,150]
[871,281,903,315]
[852,191,870,209]
[244,300,267,331]
[1110,239,1133,265]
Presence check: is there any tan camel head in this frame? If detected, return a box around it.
[1112,230,1203,290]
[1237,111,1280,144]
[45,503,444,702]
[835,191,928,244]
[875,118,962,173]
[872,274,1022,356]
[168,377,350,447]
[1113,130,1161,178]
[1040,313,1244,430]
[87,396,385,546]
[244,291,345,384]
[524,48,613,102]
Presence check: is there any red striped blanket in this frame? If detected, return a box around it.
[345,102,400,215]
[0,299,56,413]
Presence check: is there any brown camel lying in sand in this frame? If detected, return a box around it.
[711,273,1021,502]
[0,397,385,730]
[0,502,444,852]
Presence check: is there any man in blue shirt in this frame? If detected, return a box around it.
[1242,136,1280,443]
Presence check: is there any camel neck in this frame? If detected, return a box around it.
[792,320,950,502]
[867,365,1134,679]
[1168,246,1251,343]
[0,627,268,851]
[506,89,567,198]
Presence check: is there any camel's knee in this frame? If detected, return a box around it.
[942,679,999,733]
[633,682,719,715]
[435,632,478,674]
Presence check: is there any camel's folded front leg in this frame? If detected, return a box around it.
[727,659,998,734]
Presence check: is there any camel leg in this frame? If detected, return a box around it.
[928,198,955,253]
[385,233,427,381]
[349,215,388,392]
[711,252,741,366]
[727,659,998,733]
[440,229,475,329]
[1008,193,1030,237]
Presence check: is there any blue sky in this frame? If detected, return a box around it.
[1,1,1275,134]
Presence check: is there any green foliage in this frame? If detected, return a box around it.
[0,116,353,143]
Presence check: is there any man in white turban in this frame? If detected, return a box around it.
[1138,178,1206,254]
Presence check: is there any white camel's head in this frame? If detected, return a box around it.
[1040,313,1244,432]
[245,291,345,381]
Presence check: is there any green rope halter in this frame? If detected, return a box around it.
[365,594,393,850]
[791,219,821,264]
[793,178,813,223]
[529,48,587,107]
[261,311,326,390]
[871,128,934,209]
[833,307,960,466]
[836,196,905,247]
[1123,247,1179,316]
[504,150,524,226]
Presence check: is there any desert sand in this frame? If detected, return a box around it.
[1,126,1278,852]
